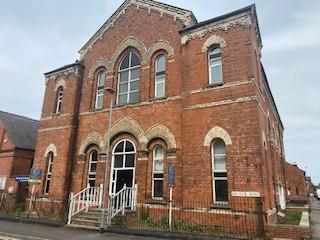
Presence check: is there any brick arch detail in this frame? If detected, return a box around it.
[204,126,232,146]
[102,116,148,151]
[44,143,57,157]
[54,79,66,91]
[201,35,227,52]
[78,131,103,156]
[109,36,148,71]
[147,40,174,62]
[145,124,177,150]
[88,59,109,78]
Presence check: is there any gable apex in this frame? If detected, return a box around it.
[79,0,197,59]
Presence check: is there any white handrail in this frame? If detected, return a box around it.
[67,184,103,225]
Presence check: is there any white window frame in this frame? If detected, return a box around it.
[44,152,54,195]
[109,139,136,196]
[155,54,166,98]
[211,139,228,204]
[95,71,106,109]
[0,176,7,190]
[117,52,140,105]
[55,87,64,114]
[208,47,223,85]
[152,146,164,200]
[88,150,98,187]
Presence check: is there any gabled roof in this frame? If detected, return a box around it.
[79,0,197,56]
[0,111,39,151]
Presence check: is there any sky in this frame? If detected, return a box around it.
[0,1,319,185]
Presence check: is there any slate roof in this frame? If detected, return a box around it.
[0,111,39,150]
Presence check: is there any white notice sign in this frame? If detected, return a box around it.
[231,191,261,197]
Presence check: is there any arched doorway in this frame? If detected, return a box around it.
[109,139,136,195]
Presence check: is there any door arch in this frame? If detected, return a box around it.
[109,139,136,195]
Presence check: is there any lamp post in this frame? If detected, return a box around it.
[100,87,115,231]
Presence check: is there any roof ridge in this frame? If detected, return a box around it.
[0,110,39,122]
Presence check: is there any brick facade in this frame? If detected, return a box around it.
[285,162,308,202]
[32,0,287,225]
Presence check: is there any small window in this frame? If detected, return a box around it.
[212,139,228,203]
[55,86,64,114]
[44,152,54,194]
[152,146,164,199]
[88,150,98,187]
[208,46,223,85]
[0,176,6,190]
[155,54,166,98]
[117,52,140,105]
[95,70,105,109]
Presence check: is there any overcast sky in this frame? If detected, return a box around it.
[0,0,319,184]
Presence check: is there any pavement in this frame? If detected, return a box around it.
[0,220,165,240]
[311,197,320,239]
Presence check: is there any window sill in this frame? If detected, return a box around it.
[209,202,230,210]
[89,108,104,112]
[52,113,61,118]
[144,198,167,205]
[153,96,167,101]
[207,82,224,88]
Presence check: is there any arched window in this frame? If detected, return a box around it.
[117,52,140,105]
[155,54,166,98]
[152,146,165,199]
[55,86,64,114]
[88,150,98,187]
[95,70,106,109]
[212,139,228,203]
[44,151,54,194]
[110,139,136,195]
[208,46,223,85]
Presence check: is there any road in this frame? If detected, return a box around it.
[311,197,320,239]
[0,220,164,240]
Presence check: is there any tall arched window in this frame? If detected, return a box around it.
[155,54,166,98]
[95,70,106,109]
[212,138,228,203]
[152,146,165,199]
[44,151,54,194]
[208,46,223,85]
[55,86,64,114]
[88,150,98,187]
[110,139,136,195]
[117,52,140,105]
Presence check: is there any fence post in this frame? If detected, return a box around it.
[67,192,74,225]
[86,184,90,212]
[257,197,265,239]
[169,187,173,232]
[122,184,126,215]
[99,184,103,208]
[133,184,138,211]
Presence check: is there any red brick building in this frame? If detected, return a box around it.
[0,111,39,206]
[285,162,308,202]
[31,0,287,227]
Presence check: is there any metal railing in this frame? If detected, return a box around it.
[67,184,103,224]
[107,184,138,226]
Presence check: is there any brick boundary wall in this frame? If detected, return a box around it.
[267,224,311,240]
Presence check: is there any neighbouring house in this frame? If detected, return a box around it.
[30,0,287,236]
[285,162,308,203]
[0,111,39,209]
[305,176,314,196]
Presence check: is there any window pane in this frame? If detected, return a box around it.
[153,180,163,198]
[118,94,127,105]
[120,54,130,70]
[130,53,140,67]
[153,173,163,179]
[214,156,226,171]
[45,179,50,194]
[119,83,128,93]
[115,141,124,153]
[89,179,95,187]
[211,47,221,55]
[129,92,139,103]
[90,163,97,172]
[125,154,135,167]
[156,82,165,98]
[130,68,139,80]
[98,71,105,86]
[215,180,228,202]
[214,139,226,154]
[130,80,139,91]
[156,55,165,73]
[125,141,134,152]
[96,95,103,108]
[154,159,164,172]
[211,65,222,84]
[155,146,164,158]
[91,151,98,161]
[120,71,129,83]
[114,155,123,168]
[214,172,227,178]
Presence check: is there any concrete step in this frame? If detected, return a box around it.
[71,218,100,227]
[66,223,100,231]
